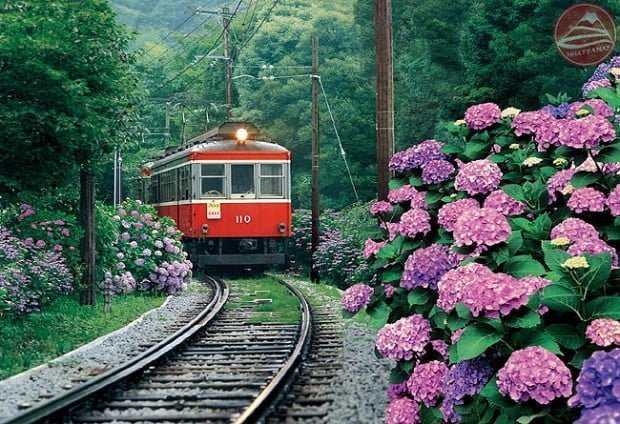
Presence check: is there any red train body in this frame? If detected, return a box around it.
[140,122,292,266]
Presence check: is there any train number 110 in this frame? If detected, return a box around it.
[235,215,252,224]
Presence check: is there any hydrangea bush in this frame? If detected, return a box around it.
[343,57,620,423]
[97,199,192,294]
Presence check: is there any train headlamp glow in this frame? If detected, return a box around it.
[235,128,249,142]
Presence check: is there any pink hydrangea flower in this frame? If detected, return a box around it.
[438,198,480,232]
[566,99,615,119]
[454,159,503,196]
[453,208,511,247]
[386,397,421,424]
[497,347,572,405]
[398,208,431,239]
[547,168,576,203]
[387,382,409,400]
[388,185,425,205]
[400,244,453,290]
[432,340,449,360]
[421,159,455,184]
[363,239,386,259]
[511,110,554,136]
[407,361,449,407]
[586,319,620,347]
[567,187,607,213]
[520,276,553,291]
[376,314,431,361]
[342,283,374,313]
[608,185,620,216]
[550,217,599,243]
[483,190,526,216]
[464,102,502,130]
[384,284,395,298]
[567,238,618,267]
[370,201,393,216]
[558,115,616,149]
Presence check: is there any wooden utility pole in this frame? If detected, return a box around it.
[311,37,320,284]
[223,7,233,120]
[375,0,394,201]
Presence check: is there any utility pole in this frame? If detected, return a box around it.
[311,37,320,284]
[375,0,394,201]
[223,7,233,121]
[164,101,171,144]
[113,147,122,206]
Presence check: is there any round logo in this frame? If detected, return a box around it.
[554,4,616,66]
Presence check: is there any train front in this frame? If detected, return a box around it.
[142,122,292,267]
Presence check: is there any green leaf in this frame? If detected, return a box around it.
[580,253,612,292]
[442,144,464,154]
[506,230,523,255]
[425,191,444,205]
[504,308,541,329]
[503,255,546,278]
[541,285,581,316]
[407,288,431,306]
[464,139,490,159]
[368,302,390,328]
[376,243,398,261]
[388,179,406,190]
[596,144,620,163]
[342,310,357,319]
[571,171,601,189]
[502,185,525,202]
[546,324,586,349]
[389,366,408,384]
[455,303,473,320]
[516,411,549,424]
[512,329,563,355]
[480,377,513,408]
[409,175,423,187]
[586,296,620,319]
[455,324,502,361]
[381,266,403,283]
[543,250,571,274]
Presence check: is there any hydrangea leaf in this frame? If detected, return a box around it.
[455,324,502,361]
[368,301,390,328]
[409,175,423,187]
[407,288,431,306]
[541,285,581,316]
[543,250,572,274]
[588,86,620,109]
[441,143,464,155]
[585,296,620,320]
[504,308,541,328]
[546,324,586,350]
[388,178,406,190]
[425,191,444,205]
[506,230,523,255]
[516,410,549,424]
[381,266,403,283]
[502,184,525,202]
[579,252,612,292]
[571,171,601,189]
[389,366,409,384]
[511,329,563,355]
[594,144,620,163]
[503,255,546,278]
[480,377,513,408]
[463,140,490,160]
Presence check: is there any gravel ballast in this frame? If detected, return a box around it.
[0,282,212,420]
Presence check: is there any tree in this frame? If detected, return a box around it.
[0,0,141,304]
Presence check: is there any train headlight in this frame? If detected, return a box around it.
[201,224,209,234]
[235,128,249,142]
[278,223,287,233]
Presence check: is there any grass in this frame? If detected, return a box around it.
[0,292,166,380]
[227,276,302,324]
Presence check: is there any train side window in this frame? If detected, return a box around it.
[201,164,225,198]
[179,166,190,200]
[231,164,255,198]
[259,164,284,198]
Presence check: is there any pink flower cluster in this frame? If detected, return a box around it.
[398,208,431,239]
[511,110,554,136]
[452,207,511,247]
[550,218,599,243]
[363,239,386,259]
[388,140,447,173]
[586,319,620,347]
[376,314,431,361]
[483,190,526,216]
[438,198,480,231]
[567,187,607,213]
[547,168,576,203]
[558,115,616,149]
[437,263,542,317]
[608,184,620,216]
[385,397,420,424]
[341,283,374,313]
[566,99,614,119]
[454,159,503,196]
[400,244,453,290]
[370,201,393,216]
[421,159,455,185]
[407,360,448,407]
[497,346,573,404]
[567,238,619,267]
[464,103,502,130]
[388,185,426,207]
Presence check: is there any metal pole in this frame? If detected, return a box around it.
[165,101,171,144]
[223,7,233,120]
[113,147,118,207]
[375,0,394,201]
[311,37,320,284]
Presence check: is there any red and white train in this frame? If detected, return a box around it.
[139,122,292,266]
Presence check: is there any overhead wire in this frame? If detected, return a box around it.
[142,11,198,56]
[236,0,280,56]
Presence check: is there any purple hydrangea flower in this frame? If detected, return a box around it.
[437,263,537,318]
[432,340,449,360]
[407,360,448,407]
[586,319,620,347]
[341,283,374,313]
[567,238,619,267]
[533,116,564,151]
[520,276,553,291]
[497,346,572,404]
[483,190,526,216]
[541,103,571,119]
[567,187,607,213]
[388,140,448,173]
[363,239,385,259]
[547,168,576,203]
[511,110,554,136]
[400,244,453,290]
[370,200,393,216]
[453,207,512,247]
[464,102,501,130]
[582,78,612,98]
[550,217,599,243]
[385,397,421,424]
[398,208,431,239]
[567,99,615,119]
[558,115,616,149]
[454,159,503,196]
[440,358,493,423]
[384,284,395,298]
[438,198,480,232]
[609,185,620,216]
[575,403,620,424]
[421,159,455,185]
[387,382,409,400]
[376,314,431,361]
[569,348,620,409]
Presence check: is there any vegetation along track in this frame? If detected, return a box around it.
[1,275,313,424]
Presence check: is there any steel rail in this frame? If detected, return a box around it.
[0,275,229,424]
[233,279,313,424]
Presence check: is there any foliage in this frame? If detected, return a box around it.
[347,57,620,423]
[0,291,165,380]
[96,199,192,294]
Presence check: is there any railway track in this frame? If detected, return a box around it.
[1,275,312,424]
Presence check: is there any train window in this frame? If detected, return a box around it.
[231,164,255,198]
[159,170,176,202]
[179,166,190,200]
[150,175,159,204]
[259,164,284,197]
[201,164,225,198]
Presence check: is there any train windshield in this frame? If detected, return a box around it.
[260,164,284,197]
[231,164,255,198]
[201,164,226,198]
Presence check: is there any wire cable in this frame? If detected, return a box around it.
[236,0,280,55]
[142,11,198,56]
